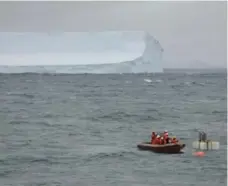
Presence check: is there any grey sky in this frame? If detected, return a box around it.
[0,1,226,68]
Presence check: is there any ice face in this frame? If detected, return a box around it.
[118,32,164,73]
[139,33,164,72]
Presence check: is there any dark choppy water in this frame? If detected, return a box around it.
[0,72,227,186]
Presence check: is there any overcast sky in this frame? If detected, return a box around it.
[0,1,226,68]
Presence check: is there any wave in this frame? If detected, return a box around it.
[83,109,161,122]
[78,146,140,166]
[144,79,163,83]
[7,92,35,99]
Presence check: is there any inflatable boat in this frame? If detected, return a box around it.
[137,142,186,154]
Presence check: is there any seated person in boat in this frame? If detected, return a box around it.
[160,137,165,145]
[160,136,170,145]
[151,132,157,144]
[163,130,170,144]
[153,135,161,144]
[171,136,179,144]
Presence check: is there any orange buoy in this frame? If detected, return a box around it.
[193,151,205,157]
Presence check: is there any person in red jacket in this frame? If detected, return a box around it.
[154,135,161,145]
[163,134,169,144]
[163,130,170,144]
[160,137,165,145]
[151,132,156,144]
[164,130,169,137]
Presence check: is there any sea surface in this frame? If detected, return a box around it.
[0,72,227,186]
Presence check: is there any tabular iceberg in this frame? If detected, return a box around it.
[0,32,164,74]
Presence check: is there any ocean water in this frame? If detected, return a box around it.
[0,72,227,186]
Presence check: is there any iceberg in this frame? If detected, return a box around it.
[78,32,164,73]
[0,32,164,74]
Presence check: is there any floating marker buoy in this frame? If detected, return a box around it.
[192,141,220,150]
[192,131,220,150]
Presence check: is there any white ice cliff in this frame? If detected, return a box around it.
[0,32,164,73]
[121,33,164,73]
[80,32,164,73]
